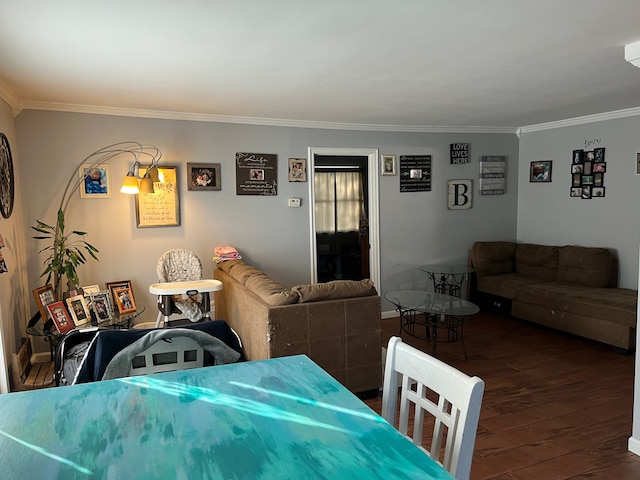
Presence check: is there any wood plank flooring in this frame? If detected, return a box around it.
[364,311,640,479]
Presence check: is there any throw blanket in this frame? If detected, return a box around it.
[102,328,241,380]
[213,245,242,264]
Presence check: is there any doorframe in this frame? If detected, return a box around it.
[307,147,380,289]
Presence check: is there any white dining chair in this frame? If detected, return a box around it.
[381,336,484,480]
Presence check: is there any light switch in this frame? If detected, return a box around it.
[288,197,301,208]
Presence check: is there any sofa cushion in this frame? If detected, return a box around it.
[292,279,377,303]
[556,246,615,288]
[515,244,559,281]
[244,273,300,306]
[470,241,516,277]
[476,273,551,300]
[217,261,263,285]
[516,281,637,328]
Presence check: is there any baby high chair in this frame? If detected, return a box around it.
[150,249,223,328]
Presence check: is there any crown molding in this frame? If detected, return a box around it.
[519,106,640,134]
[20,100,518,134]
[0,81,22,116]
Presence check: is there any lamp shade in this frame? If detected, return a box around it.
[139,174,155,194]
[120,172,140,194]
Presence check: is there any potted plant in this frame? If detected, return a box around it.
[32,208,99,299]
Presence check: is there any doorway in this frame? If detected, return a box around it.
[308,147,380,289]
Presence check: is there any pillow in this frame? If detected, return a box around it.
[292,279,377,303]
[245,274,300,306]
[224,262,264,285]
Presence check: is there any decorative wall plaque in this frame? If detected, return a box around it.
[236,152,278,196]
[399,155,431,192]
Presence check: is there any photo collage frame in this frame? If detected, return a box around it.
[571,148,606,199]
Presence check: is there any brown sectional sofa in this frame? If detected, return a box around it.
[469,241,638,352]
[213,259,382,394]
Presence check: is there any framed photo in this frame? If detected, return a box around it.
[530,161,552,182]
[79,164,111,198]
[572,150,583,164]
[33,284,55,321]
[135,166,180,227]
[582,185,592,199]
[381,155,397,176]
[636,153,640,175]
[288,158,307,182]
[592,186,605,197]
[571,163,583,174]
[82,284,100,296]
[106,280,133,308]
[187,163,221,191]
[113,286,136,314]
[594,148,605,162]
[592,162,606,173]
[585,151,595,162]
[570,187,582,197]
[46,301,74,333]
[66,295,91,327]
[91,291,113,323]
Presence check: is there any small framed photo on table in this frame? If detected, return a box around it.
[33,284,55,321]
[113,287,137,314]
[66,295,91,327]
[91,291,113,323]
[46,301,74,334]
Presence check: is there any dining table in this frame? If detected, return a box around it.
[0,355,454,479]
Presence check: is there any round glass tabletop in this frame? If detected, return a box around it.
[384,289,479,316]
[420,264,474,275]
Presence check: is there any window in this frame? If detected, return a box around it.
[314,171,365,233]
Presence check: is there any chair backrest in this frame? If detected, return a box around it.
[381,336,484,480]
[157,248,203,283]
[130,335,204,376]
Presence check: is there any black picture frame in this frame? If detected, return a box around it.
[187,163,221,191]
[530,161,552,182]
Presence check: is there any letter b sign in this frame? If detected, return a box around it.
[447,180,473,210]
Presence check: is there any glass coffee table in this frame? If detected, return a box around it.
[384,289,479,359]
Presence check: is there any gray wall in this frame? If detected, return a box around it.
[518,117,640,289]
[16,110,519,322]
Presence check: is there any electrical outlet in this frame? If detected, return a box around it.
[288,197,301,207]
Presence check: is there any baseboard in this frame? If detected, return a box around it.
[629,436,640,456]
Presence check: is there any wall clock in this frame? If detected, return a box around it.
[0,133,15,219]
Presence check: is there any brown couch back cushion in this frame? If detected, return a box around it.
[470,241,517,276]
[292,279,377,303]
[515,244,559,280]
[217,260,262,285]
[244,273,300,306]
[556,246,615,288]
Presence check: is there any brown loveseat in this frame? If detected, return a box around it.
[213,260,382,394]
[469,242,637,352]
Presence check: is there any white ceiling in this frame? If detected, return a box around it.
[1,1,639,131]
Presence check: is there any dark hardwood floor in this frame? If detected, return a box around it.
[365,311,640,479]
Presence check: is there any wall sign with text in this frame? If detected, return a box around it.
[399,155,431,192]
[450,143,469,164]
[479,156,506,195]
[236,152,278,196]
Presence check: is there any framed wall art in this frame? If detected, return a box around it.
[530,161,552,182]
[288,158,307,182]
[570,148,606,198]
[135,166,180,227]
[46,301,74,333]
[187,163,221,191]
[66,294,91,327]
[79,164,111,198]
[381,155,397,176]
